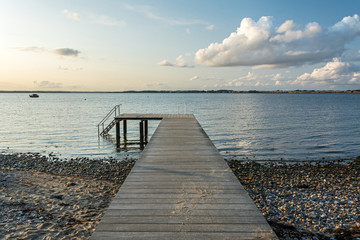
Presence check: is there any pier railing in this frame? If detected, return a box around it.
[97,104,121,136]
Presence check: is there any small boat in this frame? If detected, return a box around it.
[29,93,39,98]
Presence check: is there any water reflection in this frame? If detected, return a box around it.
[1,93,359,161]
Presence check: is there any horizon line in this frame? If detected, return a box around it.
[1,89,360,94]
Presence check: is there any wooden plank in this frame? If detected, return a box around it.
[97,208,268,216]
[106,203,260,210]
[91,231,276,240]
[105,193,250,199]
[91,114,277,239]
[95,223,274,232]
[98,215,267,224]
[110,197,254,204]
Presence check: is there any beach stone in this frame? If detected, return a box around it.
[227,159,360,239]
[2,152,359,239]
[51,195,63,200]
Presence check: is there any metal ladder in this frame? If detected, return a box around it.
[97,104,121,136]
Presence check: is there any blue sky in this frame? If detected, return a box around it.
[1,0,360,91]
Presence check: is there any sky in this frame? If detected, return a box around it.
[1,0,360,91]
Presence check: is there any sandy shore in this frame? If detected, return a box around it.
[0,153,134,239]
[1,169,120,239]
[1,153,359,239]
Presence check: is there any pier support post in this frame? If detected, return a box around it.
[139,120,144,149]
[144,120,148,143]
[116,120,120,148]
[123,120,127,141]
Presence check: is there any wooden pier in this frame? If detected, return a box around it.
[92,114,277,239]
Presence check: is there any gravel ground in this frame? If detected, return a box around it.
[228,159,360,239]
[0,153,135,184]
[1,153,359,239]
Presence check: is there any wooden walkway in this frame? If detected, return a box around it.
[91,114,277,239]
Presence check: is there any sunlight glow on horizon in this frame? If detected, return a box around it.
[1,0,360,91]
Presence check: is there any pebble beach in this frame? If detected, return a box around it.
[1,153,359,239]
[228,159,360,239]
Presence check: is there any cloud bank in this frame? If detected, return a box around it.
[294,58,360,85]
[195,15,360,68]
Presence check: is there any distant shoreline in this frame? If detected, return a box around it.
[1,89,360,94]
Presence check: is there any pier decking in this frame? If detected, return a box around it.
[92,114,277,239]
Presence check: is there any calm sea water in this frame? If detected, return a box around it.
[1,93,359,161]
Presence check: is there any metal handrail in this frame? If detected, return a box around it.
[97,104,121,136]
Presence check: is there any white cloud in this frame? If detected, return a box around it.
[276,20,296,33]
[294,58,360,85]
[239,72,257,81]
[175,55,188,67]
[16,46,46,53]
[36,81,63,89]
[92,15,126,26]
[157,60,175,67]
[283,50,311,56]
[271,73,282,81]
[158,55,191,67]
[124,3,211,27]
[271,21,322,43]
[58,66,83,71]
[189,76,199,81]
[62,9,126,27]
[206,24,215,30]
[330,14,360,36]
[62,9,80,21]
[224,72,258,87]
[195,15,360,68]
